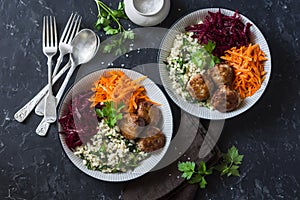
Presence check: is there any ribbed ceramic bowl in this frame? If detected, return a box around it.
[58,68,173,182]
[158,8,271,119]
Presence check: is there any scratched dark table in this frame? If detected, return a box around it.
[1,0,300,199]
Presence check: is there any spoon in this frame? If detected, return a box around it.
[13,31,100,123]
[36,29,98,136]
[34,32,100,116]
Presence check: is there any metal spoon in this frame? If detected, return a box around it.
[36,29,98,136]
[13,32,100,123]
[34,32,100,116]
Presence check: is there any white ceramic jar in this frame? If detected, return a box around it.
[124,0,171,26]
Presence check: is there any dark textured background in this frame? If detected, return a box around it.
[1,0,300,199]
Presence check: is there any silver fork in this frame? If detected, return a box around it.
[35,13,81,116]
[43,16,58,123]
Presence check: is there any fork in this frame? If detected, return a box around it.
[42,16,58,123]
[35,13,81,116]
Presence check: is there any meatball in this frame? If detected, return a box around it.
[148,105,162,127]
[211,85,241,112]
[186,73,215,101]
[137,126,166,152]
[118,113,143,140]
[208,63,234,86]
[136,101,151,125]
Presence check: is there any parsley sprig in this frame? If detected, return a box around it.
[95,101,125,128]
[215,146,244,177]
[94,0,135,56]
[203,40,221,66]
[178,161,212,188]
[102,30,134,56]
[178,146,244,189]
[94,0,127,35]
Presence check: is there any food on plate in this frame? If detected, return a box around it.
[58,91,97,149]
[59,70,166,173]
[186,9,252,57]
[186,73,214,101]
[148,105,162,127]
[165,10,267,112]
[221,44,268,99]
[118,113,143,140]
[74,120,148,172]
[166,32,216,103]
[208,63,234,86]
[137,126,166,152]
[211,85,241,112]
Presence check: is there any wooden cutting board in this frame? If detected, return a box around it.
[122,124,221,200]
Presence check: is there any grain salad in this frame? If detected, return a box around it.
[166,32,214,106]
[74,119,148,173]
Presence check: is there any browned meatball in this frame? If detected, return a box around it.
[211,85,241,112]
[137,126,166,152]
[186,73,215,101]
[148,105,162,127]
[118,113,143,140]
[208,63,234,86]
[136,101,151,125]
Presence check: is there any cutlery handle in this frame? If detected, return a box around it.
[35,117,50,136]
[35,56,69,116]
[56,64,76,105]
[14,90,47,123]
[47,57,54,94]
[14,61,71,122]
[52,54,64,77]
[35,63,76,136]
[34,96,46,116]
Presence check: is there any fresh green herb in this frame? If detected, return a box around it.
[178,146,244,189]
[191,47,217,70]
[203,41,216,54]
[102,30,134,56]
[94,0,127,35]
[94,0,135,56]
[215,146,244,177]
[95,101,125,128]
[203,41,221,65]
[191,49,205,70]
[178,161,212,189]
[99,143,107,153]
[178,161,195,180]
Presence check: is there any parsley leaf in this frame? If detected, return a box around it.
[203,40,221,66]
[203,40,216,54]
[178,161,195,180]
[177,146,244,189]
[94,0,127,34]
[94,1,135,56]
[95,101,125,128]
[178,161,212,189]
[215,146,244,177]
[102,30,135,56]
[198,161,213,175]
[199,176,207,189]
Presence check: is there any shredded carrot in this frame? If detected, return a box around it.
[221,44,267,99]
[89,70,124,107]
[128,87,161,113]
[89,70,160,111]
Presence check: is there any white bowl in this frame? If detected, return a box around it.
[58,68,173,182]
[158,8,272,120]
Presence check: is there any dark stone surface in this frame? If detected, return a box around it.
[0,0,299,199]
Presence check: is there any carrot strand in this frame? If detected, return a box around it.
[221,44,267,99]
